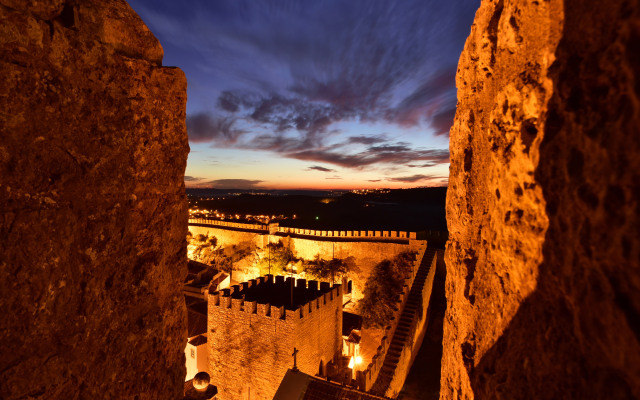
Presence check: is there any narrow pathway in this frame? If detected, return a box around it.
[369,248,437,397]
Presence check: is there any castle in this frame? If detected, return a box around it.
[4,1,638,399]
[207,275,343,400]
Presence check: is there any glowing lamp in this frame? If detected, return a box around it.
[193,371,210,391]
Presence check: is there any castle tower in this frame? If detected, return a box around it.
[208,275,343,400]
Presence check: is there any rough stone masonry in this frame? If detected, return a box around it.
[0,1,189,398]
[444,0,640,399]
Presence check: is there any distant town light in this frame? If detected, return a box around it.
[315,216,319,220]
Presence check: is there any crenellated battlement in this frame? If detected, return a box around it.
[208,275,342,320]
[208,277,343,400]
[187,217,434,241]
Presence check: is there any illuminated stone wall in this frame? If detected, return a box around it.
[189,224,425,300]
[444,0,640,398]
[189,224,267,248]
[207,277,342,400]
[0,1,188,398]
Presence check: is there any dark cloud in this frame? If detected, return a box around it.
[407,162,438,168]
[240,94,348,136]
[128,0,479,180]
[388,174,444,183]
[287,146,449,169]
[186,113,245,144]
[367,179,382,182]
[429,106,457,136]
[307,165,335,173]
[347,135,387,145]
[217,91,241,113]
[205,179,263,189]
[383,68,458,129]
[184,176,204,181]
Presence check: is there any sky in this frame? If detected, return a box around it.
[128,0,479,190]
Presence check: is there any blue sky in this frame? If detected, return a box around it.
[128,0,479,190]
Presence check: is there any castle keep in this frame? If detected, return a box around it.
[208,276,342,400]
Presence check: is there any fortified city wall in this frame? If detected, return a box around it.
[188,218,427,300]
[7,1,637,399]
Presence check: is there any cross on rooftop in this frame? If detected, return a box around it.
[292,347,299,371]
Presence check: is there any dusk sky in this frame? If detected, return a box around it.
[128,0,479,190]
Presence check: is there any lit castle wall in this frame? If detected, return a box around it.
[188,219,427,300]
[207,275,342,400]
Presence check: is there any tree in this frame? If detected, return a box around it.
[358,251,417,328]
[256,241,295,276]
[303,255,358,283]
[189,233,219,264]
[211,241,255,282]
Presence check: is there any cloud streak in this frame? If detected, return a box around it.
[388,174,446,183]
[203,179,264,189]
[307,165,335,173]
[186,113,245,144]
[128,0,477,186]
[288,146,449,169]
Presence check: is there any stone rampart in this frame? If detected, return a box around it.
[384,250,438,397]
[188,218,418,241]
[355,246,427,391]
[188,224,266,248]
[208,276,342,400]
[188,218,426,301]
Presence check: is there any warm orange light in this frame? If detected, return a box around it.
[355,356,362,365]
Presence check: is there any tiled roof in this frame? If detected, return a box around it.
[210,272,229,289]
[273,369,388,400]
[346,331,361,344]
[187,300,208,338]
[188,259,210,275]
[303,379,387,400]
[189,335,207,347]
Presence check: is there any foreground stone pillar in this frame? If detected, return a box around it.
[444,0,640,398]
[0,1,189,398]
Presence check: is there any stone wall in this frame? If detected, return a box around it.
[189,224,266,248]
[285,236,423,301]
[207,278,342,400]
[444,0,640,399]
[385,251,437,398]
[189,223,424,301]
[0,1,188,399]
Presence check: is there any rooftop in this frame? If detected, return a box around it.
[186,299,208,338]
[273,369,389,400]
[188,335,207,347]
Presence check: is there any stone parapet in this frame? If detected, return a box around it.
[208,275,342,321]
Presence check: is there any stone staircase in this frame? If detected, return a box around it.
[369,247,437,396]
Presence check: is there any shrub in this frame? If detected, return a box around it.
[359,251,416,328]
[256,241,295,276]
[303,255,358,283]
